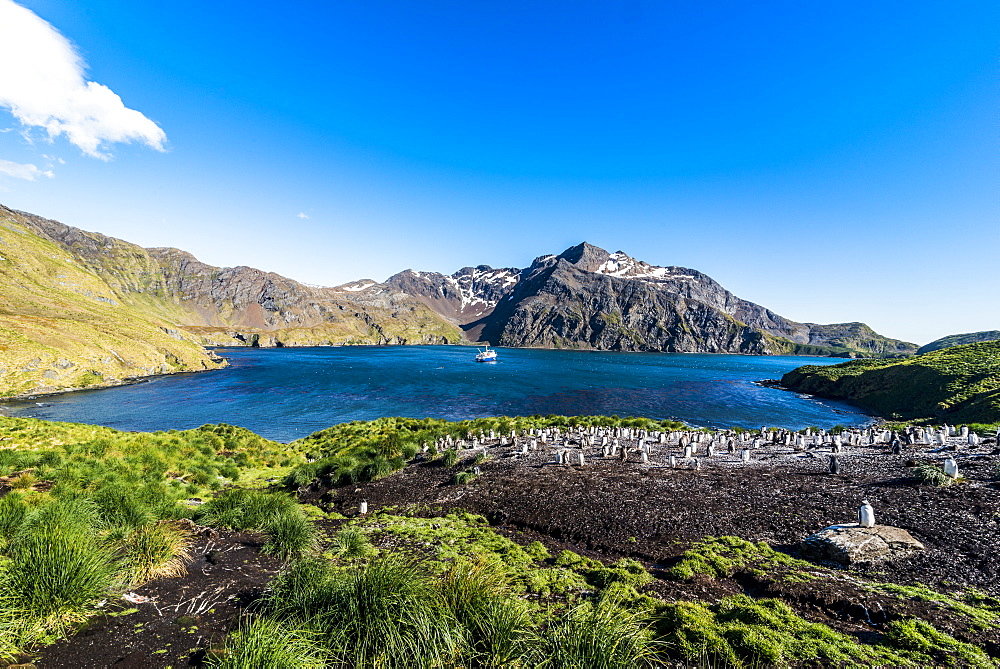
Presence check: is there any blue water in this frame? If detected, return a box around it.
[1,346,871,442]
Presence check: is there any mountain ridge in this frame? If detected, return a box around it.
[372,241,916,357]
[0,205,916,397]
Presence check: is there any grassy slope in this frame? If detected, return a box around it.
[781,340,1000,423]
[804,322,918,357]
[0,215,225,398]
[918,331,1000,355]
[0,206,466,397]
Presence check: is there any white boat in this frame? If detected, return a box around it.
[475,345,497,362]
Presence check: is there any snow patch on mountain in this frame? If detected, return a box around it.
[595,252,694,282]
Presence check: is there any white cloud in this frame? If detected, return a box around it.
[0,158,53,180]
[0,0,166,160]
[297,212,309,219]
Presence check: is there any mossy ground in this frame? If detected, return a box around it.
[296,508,994,667]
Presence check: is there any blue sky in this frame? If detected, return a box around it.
[0,0,996,344]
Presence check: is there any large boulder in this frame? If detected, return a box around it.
[800,524,925,565]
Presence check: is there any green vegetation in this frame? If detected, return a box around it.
[225,510,667,668]
[658,595,931,667]
[215,509,996,668]
[196,488,318,559]
[869,583,1000,632]
[781,340,1000,423]
[1,414,996,666]
[885,618,994,668]
[910,463,954,487]
[918,330,1000,355]
[666,535,815,581]
[0,415,302,661]
[207,617,329,669]
[452,469,479,485]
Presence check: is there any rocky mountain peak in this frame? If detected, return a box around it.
[554,241,611,272]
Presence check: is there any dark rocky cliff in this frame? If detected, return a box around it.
[387,242,915,356]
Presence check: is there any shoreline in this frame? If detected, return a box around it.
[0,366,227,404]
[755,378,888,427]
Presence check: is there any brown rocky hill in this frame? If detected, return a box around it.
[0,206,460,396]
[0,205,914,397]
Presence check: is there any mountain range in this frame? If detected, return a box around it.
[0,204,916,397]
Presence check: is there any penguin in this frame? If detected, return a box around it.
[858,500,875,528]
[943,457,959,479]
[359,499,368,515]
[829,456,840,475]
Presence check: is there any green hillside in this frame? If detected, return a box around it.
[0,215,225,398]
[803,322,917,358]
[917,331,1000,355]
[781,340,1000,424]
[0,205,463,398]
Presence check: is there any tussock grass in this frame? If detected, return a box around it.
[207,616,329,669]
[114,520,193,587]
[197,488,317,559]
[0,415,310,660]
[330,528,376,559]
[531,599,661,668]
[1,499,116,622]
[270,557,461,668]
[264,511,319,560]
[9,471,38,490]
[439,558,532,666]
[441,448,460,467]
[910,463,953,487]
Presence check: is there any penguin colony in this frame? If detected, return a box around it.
[421,423,992,477]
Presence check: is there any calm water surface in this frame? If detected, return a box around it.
[2,346,871,442]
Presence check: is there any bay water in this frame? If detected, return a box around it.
[3,346,871,442]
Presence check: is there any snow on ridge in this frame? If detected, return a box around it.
[452,267,519,312]
[338,279,377,292]
[595,252,693,282]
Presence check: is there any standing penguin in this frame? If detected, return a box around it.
[943,457,959,479]
[829,456,841,475]
[858,500,875,528]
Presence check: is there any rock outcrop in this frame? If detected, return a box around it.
[800,524,925,565]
